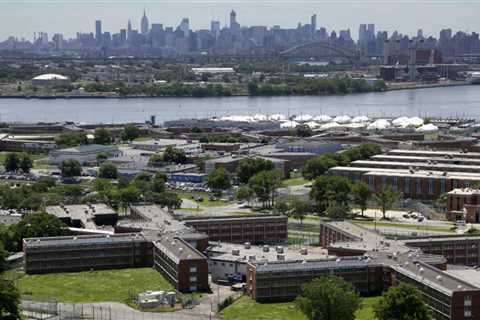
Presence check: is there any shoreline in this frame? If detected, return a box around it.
[0,82,472,100]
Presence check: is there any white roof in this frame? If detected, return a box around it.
[253,114,268,121]
[351,116,370,123]
[280,121,300,129]
[304,121,321,129]
[268,114,287,121]
[333,115,351,124]
[320,122,341,129]
[33,74,68,81]
[392,116,424,128]
[416,123,439,132]
[367,119,391,130]
[313,115,332,123]
[294,114,313,122]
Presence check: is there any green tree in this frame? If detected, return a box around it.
[59,159,82,177]
[148,154,164,167]
[296,276,360,320]
[375,185,400,219]
[118,186,141,211]
[151,173,167,193]
[98,163,118,179]
[237,158,275,184]
[121,124,140,141]
[352,182,371,216]
[290,198,311,225]
[236,186,254,206]
[274,199,290,216]
[3,153,19,172]
[93,128,112,145]
[206,168,231,195]
[156,192,182,211]
[248,170,282,208]
[0,242,7,272]
[310,176,351,215]
[55,132,88,147]
[302,157,337,180]
[11,213,68,251]
[325,203,351,219]
[0,277,20,320]
[375,283,431,320]
[163,146,187,164]
[19,153,33,173]
[96,152,109,164]
[296,124,313,137]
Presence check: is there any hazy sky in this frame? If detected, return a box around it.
[1,0,480,40]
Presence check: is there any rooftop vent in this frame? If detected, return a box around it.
[232,249,240,256]
[277,254,285,261]
[263,245,270,252]
[276,246,284,254]
[244,242,251,249]
[300,248,308,255]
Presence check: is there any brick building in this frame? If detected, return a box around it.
[184,215,288,244]
[446,189,480,223]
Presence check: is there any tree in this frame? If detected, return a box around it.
[274,199,290,216]
[296,276,360,320]
[374,185,400,219]
[310,176,351,215]
[352,182,371,216]
[93,128,112,145]
[236,186,254,206]
[118,186,141,211]
[237,158,275,184]
[121,124,140,141]
[302,157,337,180]
[98,163,118,179]
[296,124,313,137]
[163,146,187,164]
[3,153,19,172]
[156,192,182,211]
[248,170,282,208]
[207,168,231,195]
[19,153,33,173]
[148,154,164,167]
[375,283,431,320]
[325,203,351,220]
[59,159,82,177]
[12,213,68,251]
[55,132,88,147]
[0,242,7,272]
[290,198,311,225]
[0,277,20,320]
[151,173,167,193]
[96,152,109,164]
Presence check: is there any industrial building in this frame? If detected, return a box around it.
[49,144,121,165]
[205,155,288,177]
[46,204,118,229]
[446,188,480,223]
[31,74,71,87]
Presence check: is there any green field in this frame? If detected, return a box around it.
[174,191,231,207]
[220,296,380,320]
[281,178,309,187]
[17,268,173,303]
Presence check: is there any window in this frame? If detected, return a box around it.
[440,180,446,194]
[405,177,410,193]
[190,286,197,292]
[465,295,472,306]
[428,179,434,195]
[189,266,197,273]
[416,178,422,194]
[392,177,398,192]
[368,176,374,188]
[189,276,197,282]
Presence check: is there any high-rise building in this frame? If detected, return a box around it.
[367,24,375,36]
[417,29,424,39]
[95,20,102,43]
[127,19,133,39]
[211,20,221,38]
[359,24,367,42]
[230,10,240,31]
[178,18,190,37]
[311,14,317,34]
[52,33,64,50]
[141,10,149,35]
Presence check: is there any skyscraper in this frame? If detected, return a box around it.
[211,20,221,38]
[127,19,132,39]
[141,10,149,35]
[230,10,240,31]
[95,20,102,43]
[311,14,317,34]
[359,24,367,42]
[179,18,190,37]
[367,24,375,36]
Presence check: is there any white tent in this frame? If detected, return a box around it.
[253,114,268,121]
[304,121,321,129]
[408,117,424,127]
[320,122,341,130]
[313,115,332,123]
[351,116,370,123]
[280,121,300,129]
[295,114,314,122]
[392,117,410,127]
[268,114,287,121]
[333,115,352,124]
[416,123,439,132]
[367,119,391,130]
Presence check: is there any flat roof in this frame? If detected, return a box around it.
[153,235,205,264]
[352,160,480,172]
[24,233,146,249]
[388,149,480,158]
[185,215,287,224]
[46,204,117,229]
[371,154,480,165]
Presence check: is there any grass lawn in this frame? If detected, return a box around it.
[17,268,174,303]
[352,220,454,233]
[281,178,309,187]
[220,296,380,320]
[174,191,231,207]
[220,296,306,320]
[355,297,380,320]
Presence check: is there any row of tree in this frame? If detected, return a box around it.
[296,275,431,320]
[302,144,382,180]
[55,124,140,148]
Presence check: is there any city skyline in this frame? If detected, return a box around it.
[2,1,480,41]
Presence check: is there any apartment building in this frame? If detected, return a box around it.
[446,189,480,223]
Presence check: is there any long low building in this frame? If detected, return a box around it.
[49,144,121,165]
[23,233,153,274]
[184,215,288,244]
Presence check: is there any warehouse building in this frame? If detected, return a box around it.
[23,233,153,274]
[153,235,209,292]
[49,144,121,165]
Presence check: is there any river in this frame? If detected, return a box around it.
[0,85,479,124]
